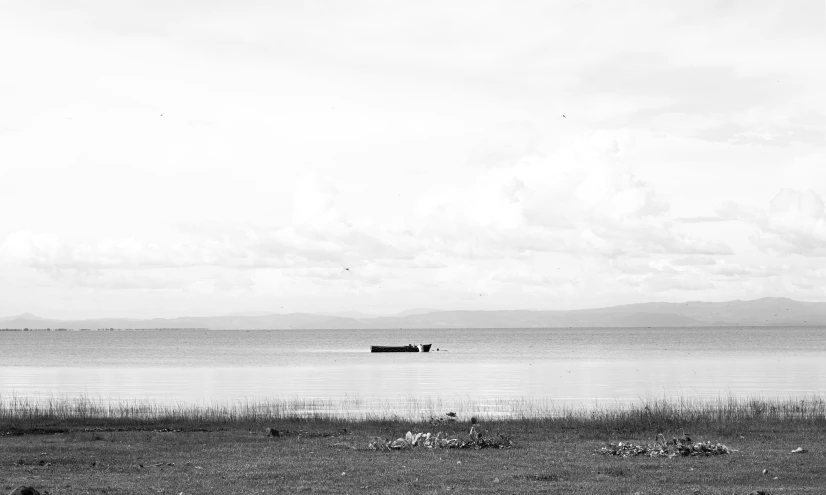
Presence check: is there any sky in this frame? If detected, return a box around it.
[0,0,824,318]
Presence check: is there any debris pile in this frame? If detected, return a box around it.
[368,430,513,451]
[596,434,736,458]
[369,414,511,451]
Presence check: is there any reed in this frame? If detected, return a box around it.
[2,393,824,433]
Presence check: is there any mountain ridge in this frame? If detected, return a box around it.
[3,297,826,330]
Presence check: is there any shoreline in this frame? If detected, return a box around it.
[3,394,825,429]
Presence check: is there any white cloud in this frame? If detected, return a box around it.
[718,189,826,257]
[0,126,735,301]
[464,121,541,169]
[0,230,242,272]
[416,128,731,259]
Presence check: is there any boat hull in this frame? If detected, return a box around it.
[371,344,432,353]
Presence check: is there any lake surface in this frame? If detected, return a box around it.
[2,327,825,414]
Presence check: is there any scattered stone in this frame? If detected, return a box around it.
[748,491,768,495]
[762,469,768,475]
[8,487,41,495]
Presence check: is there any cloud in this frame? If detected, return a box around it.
[674,216,729,224]
[0,174,422,292]
[492,270,583,293]
[0,230,250,272]
[0,224,413,277]
[416,128,731,258]
[692,112,826,148]
[281,266,384,286]
[718,189,826,256]
[642,275,717,293]
[464,121,541,169]
[1,126,735,297]
[577,52,784,118]
[613,255,784,295]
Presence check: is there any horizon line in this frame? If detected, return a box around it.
[2,295,820,322]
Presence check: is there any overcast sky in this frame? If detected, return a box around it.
[1,1,824,318]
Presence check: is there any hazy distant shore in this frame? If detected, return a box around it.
[4,297,826,329]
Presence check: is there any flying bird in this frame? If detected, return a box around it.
[562,115,566,118]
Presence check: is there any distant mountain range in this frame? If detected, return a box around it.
[3,297,826,330]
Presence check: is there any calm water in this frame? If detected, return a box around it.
[2,327,825,411]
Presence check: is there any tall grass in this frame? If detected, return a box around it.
[520,395,826,434]
[2,394,825,433]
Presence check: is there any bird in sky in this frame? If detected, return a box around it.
[562,115,566,118]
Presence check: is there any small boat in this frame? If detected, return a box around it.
[371,344,432,353]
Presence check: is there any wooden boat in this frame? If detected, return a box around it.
[370,345,417,352]
[371,344,432,353]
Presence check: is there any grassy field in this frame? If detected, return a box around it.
[2,396,825,494]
